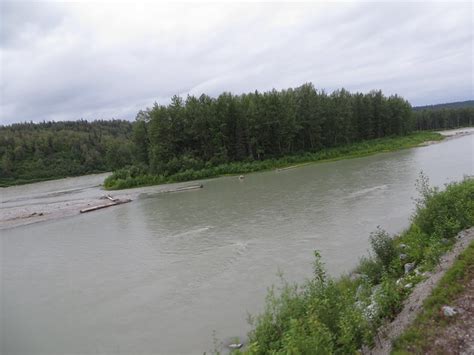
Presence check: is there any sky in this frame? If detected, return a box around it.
[0,1,472,125]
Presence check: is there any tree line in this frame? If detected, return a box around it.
[0,120,133,186]
[413,106,474,131]
[1,84,472,186]
[133,84,415,176]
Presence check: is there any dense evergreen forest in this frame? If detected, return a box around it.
[413,104,474,130]
[132,84,415,176]
[0,120,133,186]
[111,84,472,188]
[1,83,473,187]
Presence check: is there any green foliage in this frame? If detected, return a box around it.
[414,178,474,239]
[238,178,473,354]
[105,140,133,170]
[356,256,384,285]
[0,120,134,186]
[392,240,474,354]
[280,317,334,355]
[2,86,473,188]
[413,105,474,130]
[246,253,374,354]
[373,275,402,320]
[104,131,443,190]
[107,84,443,189]
[370,227,397,270]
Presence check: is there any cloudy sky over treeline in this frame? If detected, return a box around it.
[1,1,472,124]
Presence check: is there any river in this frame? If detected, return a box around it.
[1,132,473,354]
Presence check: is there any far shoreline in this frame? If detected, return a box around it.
[104,131,448,191]
[1,128,472,230]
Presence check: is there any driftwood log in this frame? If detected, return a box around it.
[80,198,131,213]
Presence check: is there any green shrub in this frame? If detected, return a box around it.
[356,256,384,285]
[414,176,474,239]
[369,227,397,269]
[373,275,402,320]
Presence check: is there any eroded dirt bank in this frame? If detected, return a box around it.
[368,227,474,355]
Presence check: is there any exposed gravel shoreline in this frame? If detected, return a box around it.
[0,176,206,230]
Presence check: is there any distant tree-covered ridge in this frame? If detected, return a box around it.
[0,120,133,186]
[413,100,474,111]
[1,84,473,187]
[412,101,474,130]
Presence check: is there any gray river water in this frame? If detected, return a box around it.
[1,133,473,354]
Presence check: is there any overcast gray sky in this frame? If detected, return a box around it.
[0,1,472,125]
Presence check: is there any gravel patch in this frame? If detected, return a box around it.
[367,227,474,355]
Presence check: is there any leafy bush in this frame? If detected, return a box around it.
[373,275,402,320]
[414,175,474,239]
[369,227,397,269]
[356,256,384,284]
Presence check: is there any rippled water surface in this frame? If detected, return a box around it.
[1,134,473,354]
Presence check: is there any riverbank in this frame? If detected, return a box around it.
[2,132,473,354]
[391,238,474,354]
[2,129,472,230]
[230,177,474,354]
[0,174,206,230]
[371,229,474,354]
[104,131,444,190]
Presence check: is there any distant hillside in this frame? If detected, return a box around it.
[413,100,474,111]
[0,120,134,186]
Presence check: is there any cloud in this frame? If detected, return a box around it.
[0,1,472,125]
[0,1,66,48]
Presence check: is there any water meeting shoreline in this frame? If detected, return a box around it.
[1,128,472,231]
[2,129,473,354]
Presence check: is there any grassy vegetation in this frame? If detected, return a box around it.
[104,131,443,190]
[226,176,474,354]
[391,240,474,354]
[0,170,108,188]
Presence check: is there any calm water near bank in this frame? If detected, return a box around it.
[1,133,473,354]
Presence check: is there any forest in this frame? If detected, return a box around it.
[0,120,133,186]
[105,84,473,189]
[132,84,414,174]
[413,99,474,111]
[1,84,473,187]
[413,105,474,130]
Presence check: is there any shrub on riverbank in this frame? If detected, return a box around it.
[231,177,473,354]
[104,132,442,190]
